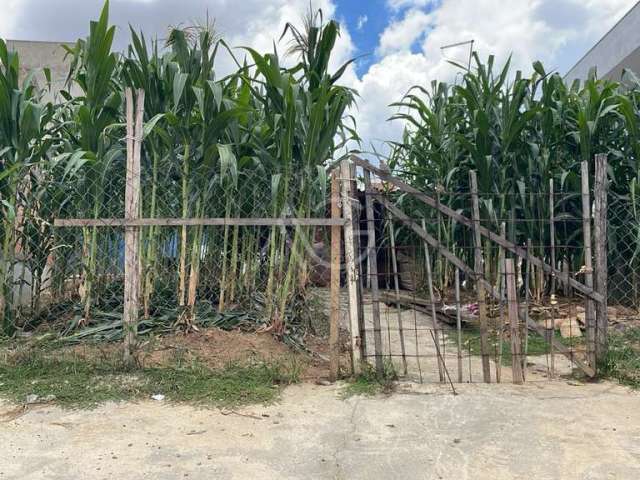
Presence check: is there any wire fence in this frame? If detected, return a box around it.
[4,153,636,384]
[4,162,336,346]
[355,156,618,383]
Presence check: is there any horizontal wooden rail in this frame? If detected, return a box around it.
[54,218,346,228]
[353,155,604,304]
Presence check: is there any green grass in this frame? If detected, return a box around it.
[341,360,397,398]
[0,350,300,408]
[600,327,640,388]
[457,326,582,366]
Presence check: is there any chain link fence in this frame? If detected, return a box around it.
[3,160,336,346]
[355,158,622,383]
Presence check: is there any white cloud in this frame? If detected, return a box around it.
[387,0,437,10]
[377,8,431,56]
[350,0,638,155]
[357,15,368,30]
[0,1,345,58]
[0,0,356,87]
[350,52,432,152]
[0,0,21,37]
[1,0,638,158]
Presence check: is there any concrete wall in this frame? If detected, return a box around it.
[565,1,640,82]
[6,39,75,101]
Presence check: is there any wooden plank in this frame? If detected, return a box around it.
[581,161,596,368]
[123,88,144,365]
[470,171,491,383]
[454,268,463,383]
[496,222,506,383]
[340,159,362,374]
[421,218,445,381]
[379,195,597,378]
[352,155,604,303]
[350,162,367,359]
[593,153,608,362]
[329,171,341,382]
[505,259,524,384]
[363,170,384,374]
[388,219,408,375]
[549,179,557,294]
[54,217,346,227]
[376,196,498,297]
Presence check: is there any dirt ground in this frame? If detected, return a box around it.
[2,289,640,479]
[59,327,340,382]
[2,380,640,480]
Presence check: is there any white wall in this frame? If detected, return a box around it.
[6,39,77,101]
[565,1,640,82]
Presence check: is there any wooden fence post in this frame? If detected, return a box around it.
[421,218,445,382]
[363,170,384,375]
[593,153,608,364]
[340,159,362,374]
[123,88,144,365]
[469,170,491,383]
[581,161,597,368]
[454,268,463,383]
[496,222,506,383]
[349,162,367,359]
[388,218,408,375]
[549,179,557,294]
[505,259,524,384]
[329,171,341,381]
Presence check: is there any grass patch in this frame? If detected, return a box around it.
[0,349,300,408]
[600,327,640,388]
[341,360,397,398]
[457,326,582,366]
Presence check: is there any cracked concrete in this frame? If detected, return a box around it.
[2,380,640,479]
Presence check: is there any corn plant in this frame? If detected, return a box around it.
[389,53,639,304]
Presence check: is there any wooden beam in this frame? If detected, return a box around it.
[421,218,445,381]
[387,218,408,375]
[350,162,367,359]
[329,171,341,382]
[123,88,143,365]
[470,171,491,383]
[376,196,499,298]
[363,170,384,374]
[505,259,524,384]
[340,159,362,374]
[454,268,463,383]
[581,161,596,368]
[549,179,557,294]
[54,217,346,227]
[593,153,608,362]
[352,155,604,303]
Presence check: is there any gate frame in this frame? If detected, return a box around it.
[350,154,608,379]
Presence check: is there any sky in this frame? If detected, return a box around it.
[1,0,638,155]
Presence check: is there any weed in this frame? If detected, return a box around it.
[0,348,300,408]
[599,327,640,388]
[341,360,397,398]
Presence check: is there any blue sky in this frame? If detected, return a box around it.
[335,0,443,75]
[334,0,389,75]
[1,0,637,153]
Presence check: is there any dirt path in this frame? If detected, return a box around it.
[2,381,639,480]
